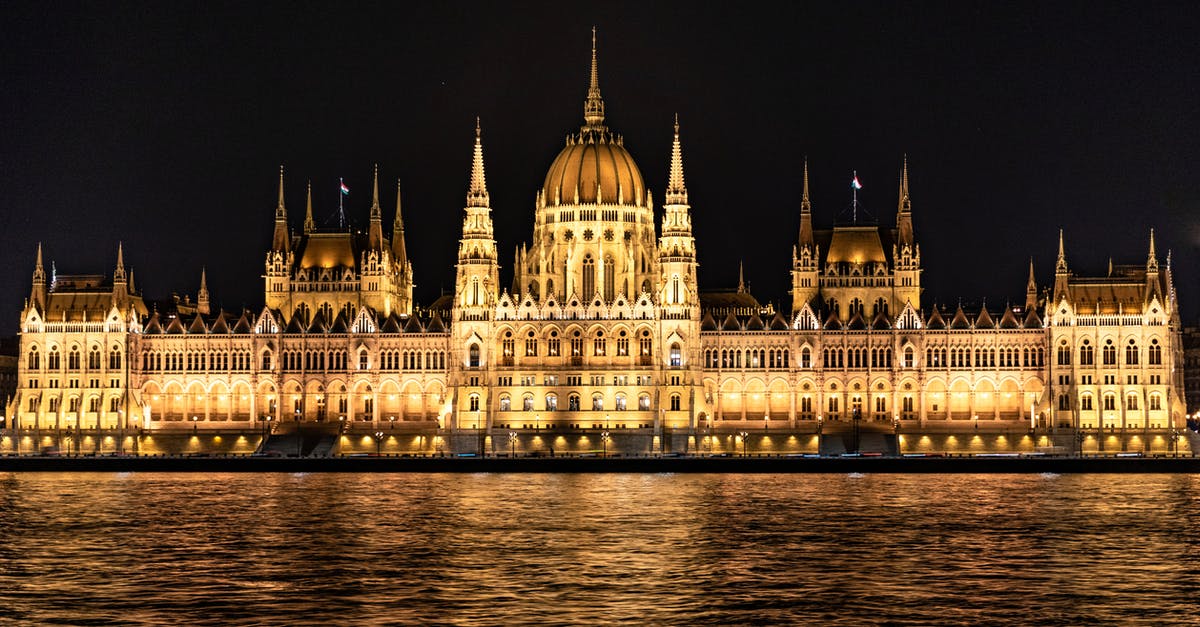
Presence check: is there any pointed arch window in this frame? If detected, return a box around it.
[1148,339,1162,365]
[603,255,615,302]
[27,346,39,371]
[582,256,595,299]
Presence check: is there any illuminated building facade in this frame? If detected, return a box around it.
[5,36,1190,455]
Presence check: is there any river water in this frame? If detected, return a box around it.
[1,472,1197,625]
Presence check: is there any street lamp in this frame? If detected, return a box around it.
[763,414,769,433]
[739,430,749,457]
[508,431,517,457]
[601,430,610,457]
[374,431,385,456]
[389,416,396,430]
[192,415,199,434]
[535,414,540,431]
[973,414,979,431]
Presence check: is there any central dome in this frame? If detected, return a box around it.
[542,131,644,207]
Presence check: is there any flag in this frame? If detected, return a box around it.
[851,175,863,190]
[340,179,351,195]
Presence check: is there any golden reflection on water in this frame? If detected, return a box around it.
[0,472,1198,625]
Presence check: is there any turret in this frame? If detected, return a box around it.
[1145,229,1162,304]
[197,267,210,315]
[271,166,289,252]
[897,156,914,248]
[454,118,500,310]
[368,164,384,250]
[392,179,407,267]
[303,181,315,234]
[657,116,699,317]
[791,160,819,314]
[30,242,46,310]
[1053,229,1070,304]
[1025,258,1037,311]
[112,242,129,309]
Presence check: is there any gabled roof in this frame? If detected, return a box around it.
[926,308,946,330]
[700,311,718,331]
[144,312,163,334]
[746,313,765,331]
[210,313,230,334]
[871,311,891,330]
[847,311,867,330]
[998,308,1020,329]
[1023,308,1042,328]
[769,312,789,330]
[975,308,994,329]
[403,316,424,333]
[381,313,403,333]
[426,312,446,333]
[329,312,349,333]
[187,314,208,334]
[722,311,741,331]
[165,316,186,334]
[949,306,971,329]
[308,310,329,333]
[285,314,306,333]
[823,311,842,330]
[232,312,253,334]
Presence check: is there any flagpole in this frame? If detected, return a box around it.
[852,170,858,223]
[338,177,346,229]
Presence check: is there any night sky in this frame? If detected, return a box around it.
[3,2,1198,334]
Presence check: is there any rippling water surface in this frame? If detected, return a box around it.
[1,472,1198,625]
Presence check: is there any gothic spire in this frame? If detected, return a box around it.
[737,260,746,294]
[197,266,210,315]
[368,164,384,249]
[1055,229,1068,273]
[114,242,127,283]
[272,165,290,252]
[665,113,688,205]
[392,178,407,265]
[897,156,914,247]
[467,118,490,208]
[1025,257,1037,311]
[303,180,315,233]
[583,27,606,130]
[1147,228,1159,272]
[798,158,814,250]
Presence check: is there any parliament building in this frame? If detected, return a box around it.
[5,36,1191,457]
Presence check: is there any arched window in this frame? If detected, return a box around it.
[669,343,682,367]
[1149,393,1162,411]
[545,393,558,412]
[1148,339,1162,365]
[615,393,627,411]
[1125,394,1139,410]
[523,395,534,411]
[1080,340,1094,366]
[87,348,101,370]
[582,256,595,298]
[68,348,81,370]
[801,347,811,368]
[592,394,604,411]
[468,344,480,368]
[1057,341,1071,366]
[1080,394,1093,411]
[670,394,681,411]
[568,394,580,412]
[48,348,61,370]
[468,394,480,412]
[109,347,122,370]
[603,255,615,302]
[1103,340,1116,366]
[499,395,511,411]
[1125,339,1139,365]
[1103,393,1116,411]
[671,275,681,304]
[27,346,39,371]
[638,393,651,411]
[904,347,914,368]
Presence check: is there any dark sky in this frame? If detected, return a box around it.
[3,2,1198,333]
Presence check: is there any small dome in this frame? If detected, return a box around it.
[543,131,644,207]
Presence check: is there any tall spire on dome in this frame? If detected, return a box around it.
[272,165,290,252]
[303,181,315,233]
[798,159,814,250]
[583,26,606,130]
[665,113,688,205]
[467,117,490,208]
[368,164,384,249]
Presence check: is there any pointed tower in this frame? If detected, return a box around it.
[303,181,315,234]
[583,26,605,131]
[791,159,819,314]
[29,242,46,310]
[737,261,746,294]
[1053,229,1070,304]
[892,156,921,311]
[657,116,699,319]
[271,166,289,252]
[454,118,500,311]
[197,267,211,316]
[112,242,129,309]
[391,178,414,316]
[368,164,384,250]
[1145,229,1162,305]
[1025,258,1038,311]
[264,166,295,307]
